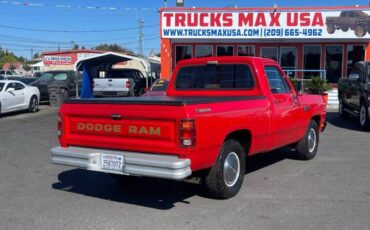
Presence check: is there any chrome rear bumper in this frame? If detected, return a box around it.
[51,146,191,180]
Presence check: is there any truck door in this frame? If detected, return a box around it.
[264,66,303,148]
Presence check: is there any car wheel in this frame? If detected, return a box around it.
[359,103,370,130]
[28,96,39,113]
[338,97,349,118]
[355,26,366,37]
[204,139,245,199]
[295,120,319,160]
[327,25,335,34]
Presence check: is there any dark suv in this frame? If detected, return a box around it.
[30,71,81,101]
[338,61,370,130]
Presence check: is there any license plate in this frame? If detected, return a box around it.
[101,154,124,172]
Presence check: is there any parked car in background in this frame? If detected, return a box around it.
[0,75,4,80]
[141,79,168,96]
[0,70,23,77]
[7,77,38,85]
[93,68,146,97]
[338,61,370,130]
[0,80,40,115]
[30,71,80,101]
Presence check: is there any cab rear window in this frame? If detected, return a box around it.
[175,64,254,90]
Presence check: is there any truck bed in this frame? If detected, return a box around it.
[65,95,266,106]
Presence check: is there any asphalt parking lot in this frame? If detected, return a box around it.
[0,106,369,230]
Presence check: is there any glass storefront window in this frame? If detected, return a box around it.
[195,45,213,58]
[347,45,365,76]
[261,47,278,61]
[326,45,343,83]
[237,45,255,56]
[303,46,322,79]
[217,45,234,56]
[175,45,193,64]
[280,47,297,78]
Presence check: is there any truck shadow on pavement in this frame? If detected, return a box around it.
[326,112,364,131]
[52,148,298,210]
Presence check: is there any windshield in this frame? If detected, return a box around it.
[0,83,4,91]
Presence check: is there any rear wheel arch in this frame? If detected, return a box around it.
[224,129,252,156]
[311,115,321,127]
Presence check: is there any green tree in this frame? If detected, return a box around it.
[94,43,134,55]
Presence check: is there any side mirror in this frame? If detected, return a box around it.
[6,88,15,92]
[349,73,360,81]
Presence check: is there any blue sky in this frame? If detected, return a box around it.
[0,0,369,59]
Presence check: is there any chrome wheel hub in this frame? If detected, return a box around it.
[308,128,317,153]
[223,152,240,187]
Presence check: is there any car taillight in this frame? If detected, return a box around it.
[180,119,196,148]
[126,81,131,88]
[57,113,62,137]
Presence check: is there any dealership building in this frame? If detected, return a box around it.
[160,6,370,85]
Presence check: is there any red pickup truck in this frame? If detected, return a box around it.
[52,57,326,199]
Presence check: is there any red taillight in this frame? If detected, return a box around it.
[180,119,196,148]
[126,81,131,88]
[57,113,62,137]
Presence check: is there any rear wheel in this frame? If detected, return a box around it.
[28,96,39,113]
[295,120,319,160]
[204,139,245,199]
[359,103,370,130]
[355,26,366,37]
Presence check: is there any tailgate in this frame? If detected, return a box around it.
[93,78,129,92]
[60,103,181,155]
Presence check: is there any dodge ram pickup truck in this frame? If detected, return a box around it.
[338,61,370,130]
[51,57,327,199]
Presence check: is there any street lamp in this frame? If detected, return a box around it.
[176,0,184,7]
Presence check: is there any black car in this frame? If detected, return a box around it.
[30,71,81,101]
[0,75,5,80]
[6,76,38,85]
[338,61,370,130]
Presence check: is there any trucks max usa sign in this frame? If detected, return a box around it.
[161,10,370,39]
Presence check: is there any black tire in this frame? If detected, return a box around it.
[327,25,335,34]
[338,96,349,119]
[355,26,366,37]
[28,96,39,113]
[359,103,370,130]
[295,120,319,160]
[204,139,246,199]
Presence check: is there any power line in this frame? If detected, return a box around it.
[0,1,159,11]
[0,24,159,33]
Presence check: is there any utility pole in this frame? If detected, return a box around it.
[138,18,144,56]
